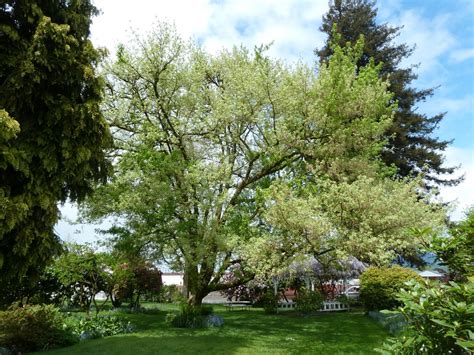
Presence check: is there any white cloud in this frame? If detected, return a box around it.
[421,96,473,116]
[56,203,112,245]
[203,0,328,62]
[389,10,456,76]
[91,0,213,52]
[91,0,328,63]
[438,146,474,221]
[450,48,474,62]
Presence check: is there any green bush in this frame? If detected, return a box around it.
[360,266,422,311]
[259,291,279,314]
[295,290,323,314]
[377,280,474,354]
[113,306,161,315]
[336,294,360,307]
[0,304,77,353]
[158,285,186,303]
[66,315,134,340]
[166,304,214,328]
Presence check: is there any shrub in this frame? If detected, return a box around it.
[158,285,186,303]
[360,266,422,311]
[113,306,161,315]
[295,290,324,314]
[377,280,474,354]
[166,304,214,328]
[367,310,406,334]
[66,315,133,340]
[0,304,77,353]
[336,294,360,307]
[259,291,279,314]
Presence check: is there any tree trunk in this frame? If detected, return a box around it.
[188,287,209,306]
[182,272,189,300]
[184,263,212,306]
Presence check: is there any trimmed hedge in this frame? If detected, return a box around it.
[360,266,422,311]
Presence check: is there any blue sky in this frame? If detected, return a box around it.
[376,0,473,150]
[56,0,473,244]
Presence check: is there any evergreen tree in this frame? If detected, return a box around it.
[316,0,458,186]
[0,0,111,288]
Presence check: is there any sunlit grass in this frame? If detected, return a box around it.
[40,304,388,354]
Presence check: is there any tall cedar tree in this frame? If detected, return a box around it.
[0,1,111,289]
[316,0,458,186]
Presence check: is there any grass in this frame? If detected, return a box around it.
[40,304,389,355]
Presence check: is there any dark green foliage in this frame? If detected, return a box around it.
[377,281,474,354]
[316,0,457,186]
[367,310,406,335]
[0,0,112,287]
[360,266,422,310]
[431,209,474,281]
[0,267,65,307]
[295,289,324,314]
[0,304,78,352]
[158,285,186,303]
[129,263,163,309]
[106,261,163,310]
[51,244,110,314]
[166,304,214,328]
[113,306,162,315]
[259,291,279,314]
[66,315,133,340]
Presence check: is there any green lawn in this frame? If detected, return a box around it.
[41,305,389,355]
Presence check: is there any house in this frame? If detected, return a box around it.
[161,272,184,287]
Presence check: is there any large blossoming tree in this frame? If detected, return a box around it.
[83,24,442,305]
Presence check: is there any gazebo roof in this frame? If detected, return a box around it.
[285,256,367,279]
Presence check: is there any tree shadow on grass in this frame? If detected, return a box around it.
[40,310,388,355]
[43,333,249,355]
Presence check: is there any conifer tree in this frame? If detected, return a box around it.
[0,0,111,287]
[316,0,458,186]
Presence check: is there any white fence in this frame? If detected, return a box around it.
[278,301,349,312]
[319,301,350,312]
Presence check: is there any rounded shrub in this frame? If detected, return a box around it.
[66,315,134,340]
[259,291,279,314]
[295,290,323,314]
[360,266,422,311]
[166,304,214,328]
[0,304,77,353]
